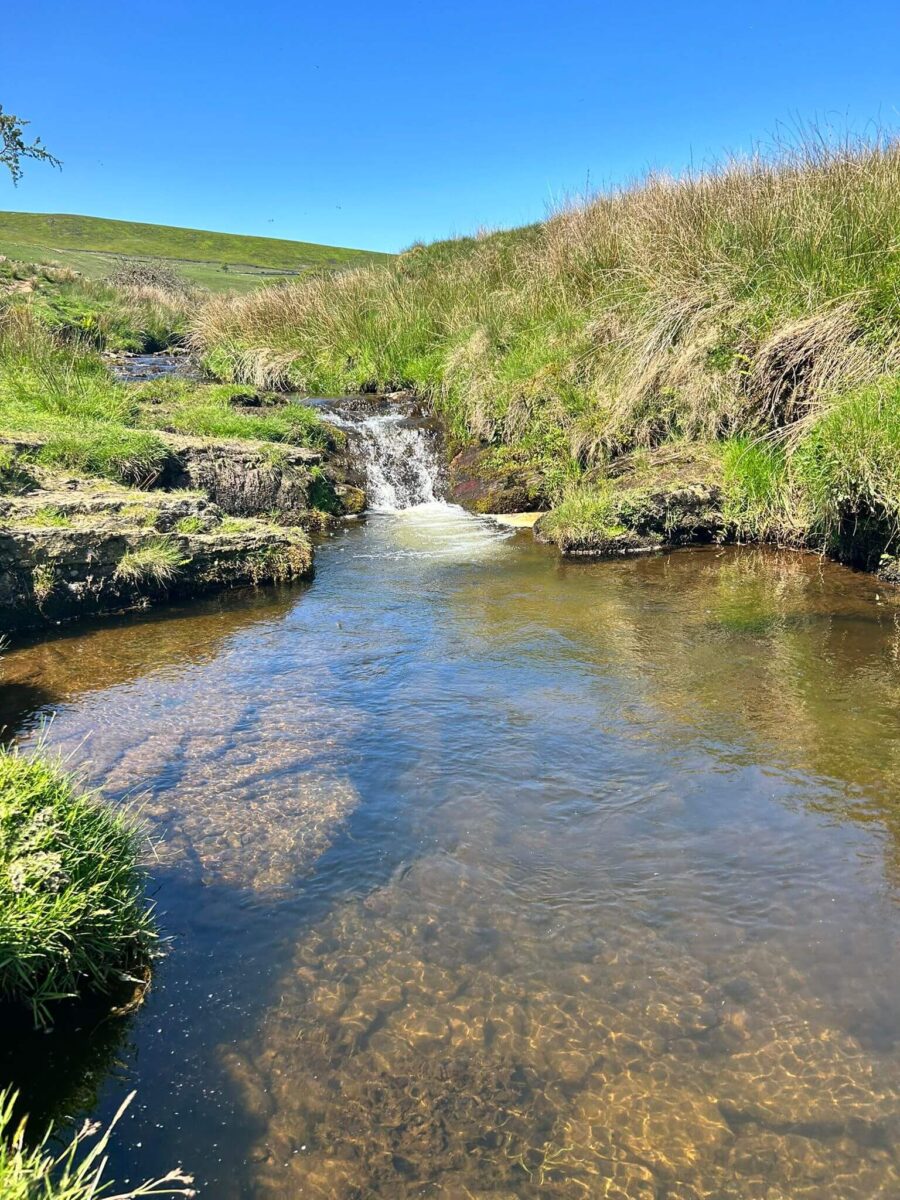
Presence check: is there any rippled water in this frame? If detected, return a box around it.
[2,507,900,1198]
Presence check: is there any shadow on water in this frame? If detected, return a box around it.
[1,515,900,1197]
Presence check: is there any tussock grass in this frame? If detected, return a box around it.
[191,133,900,563]
[114,539,186,587]
[793,377,900,549]
[0,746,155,1025]
[34,424,169,486]
[196,138,900,444]
[0,1088,194,1199]
[1,264,195,354]
[721,438,792,541]
[537,483,620,546]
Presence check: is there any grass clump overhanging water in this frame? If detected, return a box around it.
[189,133,900,566]
[721,437,792,542]
[114,539,186,587]
[536,483,622,546]
[792,377,900,547]
[0,746,156,1026]
[0,1088,194,1200]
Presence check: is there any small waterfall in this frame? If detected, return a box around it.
[325,404,444,512]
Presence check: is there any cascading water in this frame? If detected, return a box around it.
[319,397,514,558]
[316,396,445,512]
[338,410,441,511]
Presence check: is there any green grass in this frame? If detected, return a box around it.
[174,514,206,534]
[0,310,169,484]
[114,539,186,586]
[0,445,34,495]
[132,377,333,449]
[0,210,392,294]
[0,746,156,1025]
[721,437,791,540]
[0,1088,194,1199]
[31,422,169,486]
[189,134,900,570]
[793,377,900,547]
[27,279,189,351]
[20,505,71,528]
[536,483,619,547]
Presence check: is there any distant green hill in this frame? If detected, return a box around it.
[0,211,391,292]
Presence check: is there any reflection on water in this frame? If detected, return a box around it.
[1,509,899,1197]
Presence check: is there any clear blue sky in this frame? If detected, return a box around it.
[4,0,899,253]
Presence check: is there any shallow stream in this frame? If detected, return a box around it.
[1,409,900,1197]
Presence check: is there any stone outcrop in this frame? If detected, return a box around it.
[156,433,362,526]
[0,468,312,634]
[535,447,724,556]
[447,446,550,514]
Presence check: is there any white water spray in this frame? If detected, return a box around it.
[329,409,443,512]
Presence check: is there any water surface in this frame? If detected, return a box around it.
[2,507,899,1198]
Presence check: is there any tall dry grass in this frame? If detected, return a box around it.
[192,136,900,478]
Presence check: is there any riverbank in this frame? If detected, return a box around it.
[0,745,155,1024]
[0,286,364,636]
[190,137,900,581]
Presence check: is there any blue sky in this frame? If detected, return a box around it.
[4,1,899,253]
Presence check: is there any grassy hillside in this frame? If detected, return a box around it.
[190,136,900,575]
[0,211,391,293]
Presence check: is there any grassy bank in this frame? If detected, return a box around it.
[191,136,900,572]
[0,746,155,1025]
[1,254,195,352]
[0,280,336,636]
[0,306,334,486]
[0,210,392,293]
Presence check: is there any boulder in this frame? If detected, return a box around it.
[447,446,550,513]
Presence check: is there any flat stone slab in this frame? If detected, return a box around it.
[486,511,543,528]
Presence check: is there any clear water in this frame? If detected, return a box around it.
[2,502,900,1196]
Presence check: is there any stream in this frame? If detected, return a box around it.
[1,400,899,1197]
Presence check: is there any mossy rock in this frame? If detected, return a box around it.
[535,446,724,557]
[447,446,550,514]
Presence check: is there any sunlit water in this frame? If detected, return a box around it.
[2,503,900,1197]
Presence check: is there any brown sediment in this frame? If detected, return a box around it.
[221,852,900,1198]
